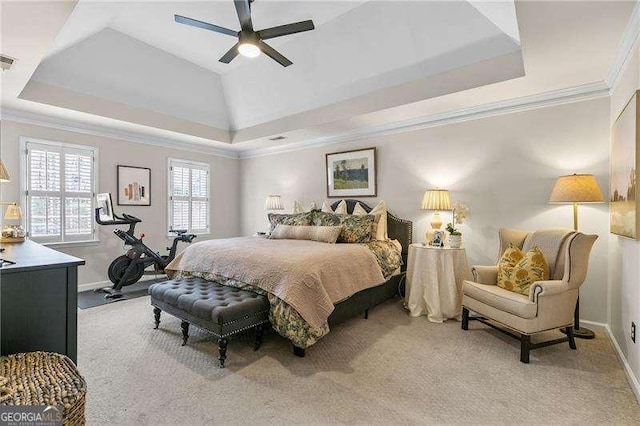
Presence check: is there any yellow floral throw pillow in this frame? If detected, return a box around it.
[497,245,549,296]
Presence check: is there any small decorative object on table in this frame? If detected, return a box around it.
[431,230,445,247]
[446,223,462,248]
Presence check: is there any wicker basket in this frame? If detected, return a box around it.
[0,352,86,425]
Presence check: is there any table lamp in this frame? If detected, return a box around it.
[2,203,25,242]
[549,173,604,339]
[264,195,284,211]
[421,189,452,245]
[264,195,284,233]
[0,160,10,182]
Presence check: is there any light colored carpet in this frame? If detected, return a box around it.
[78,297,640,425]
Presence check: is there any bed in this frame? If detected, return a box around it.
[166,199,413,356]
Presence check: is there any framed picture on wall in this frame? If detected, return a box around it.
[117,165,151,206]
[326,147,377,198]
[611,90,639,239]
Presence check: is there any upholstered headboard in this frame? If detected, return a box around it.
[330,199,413,264]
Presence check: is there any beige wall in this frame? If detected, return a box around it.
[609,44,640,393]
[241,97,611,323]
[0,120,240,286]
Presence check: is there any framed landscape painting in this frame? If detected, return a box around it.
[117,165,151,206]
[326,147,377,198]
[610,90,639,239]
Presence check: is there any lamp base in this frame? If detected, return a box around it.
[561,326,595,340]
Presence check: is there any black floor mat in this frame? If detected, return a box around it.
[78,278,166,309]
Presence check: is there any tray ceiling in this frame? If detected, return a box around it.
[1,1,633,155]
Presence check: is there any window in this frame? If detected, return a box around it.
[168,158,210,234]
[23,138,98,245]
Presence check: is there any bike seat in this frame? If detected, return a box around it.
[179,233,197,243]
[169,229,188,235]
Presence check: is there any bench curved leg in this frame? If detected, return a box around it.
[254,324,264,351]
[153,307,161,329]
[181,321,190,346]
[218,338,228,368]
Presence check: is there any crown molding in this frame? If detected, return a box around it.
[606,1,640,92]
[0,108,240,160]
[0,79,610,162]
[239,81,610,159]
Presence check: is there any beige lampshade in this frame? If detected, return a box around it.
[421,189,452,211]
[0,160,10,182]
[4,203,22,220]
[264,195,284,211]
[549,174,604,203]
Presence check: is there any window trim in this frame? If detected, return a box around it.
[167,157,211,236]
[20,137,100,246]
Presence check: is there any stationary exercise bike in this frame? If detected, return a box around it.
[94,193,196,299]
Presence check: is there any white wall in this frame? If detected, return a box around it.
[609,43,640,392]
[241,97,611,323]
[0,120,241,286]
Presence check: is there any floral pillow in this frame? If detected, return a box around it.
[267,212,314,235]
[497,244,549,296]
[312,211,374,243]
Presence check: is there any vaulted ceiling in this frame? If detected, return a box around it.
[0,1,635,156]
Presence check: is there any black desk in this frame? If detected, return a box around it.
[0,240,85,363]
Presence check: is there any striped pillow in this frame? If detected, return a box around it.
[268,224,343,244]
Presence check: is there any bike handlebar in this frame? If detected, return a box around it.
[95,208,142,226]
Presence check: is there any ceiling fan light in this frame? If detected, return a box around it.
[238,42,260,58]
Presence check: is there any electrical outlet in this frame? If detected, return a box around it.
[632,322,636,343]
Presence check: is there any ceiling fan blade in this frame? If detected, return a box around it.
[258,41,292,67]
[219,43,240,64]
[257,20,315,40]
[175,15,237,37]
[234,0,253,31]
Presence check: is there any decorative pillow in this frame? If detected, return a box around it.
[321,199,347,214]
[312,211,374,243]
[498,243,524,268]
[293,201,318,214]
[267,212,313,235]
[497,245,549,296]
[268,224,343,244]
[353,200,388,241]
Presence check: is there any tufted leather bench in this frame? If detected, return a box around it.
[149,277,270,368]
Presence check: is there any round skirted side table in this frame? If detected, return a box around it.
[405,243,471,323]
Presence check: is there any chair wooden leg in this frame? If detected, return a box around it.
[566,326,577,350]
[461,307,469,330]
[520,334,531,363]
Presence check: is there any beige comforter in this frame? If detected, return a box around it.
[165,237,386,329]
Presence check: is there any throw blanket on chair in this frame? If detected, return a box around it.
[522,228,575,279]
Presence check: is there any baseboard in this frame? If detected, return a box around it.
[77,274,165,293]
[605,324,640,403]
[579,319,608,330]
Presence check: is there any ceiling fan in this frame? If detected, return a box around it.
[175,0,315,67]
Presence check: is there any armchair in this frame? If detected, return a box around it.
[461,228,597,363]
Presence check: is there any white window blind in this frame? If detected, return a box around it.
[24,139,98,244]
[168,159,210,234]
